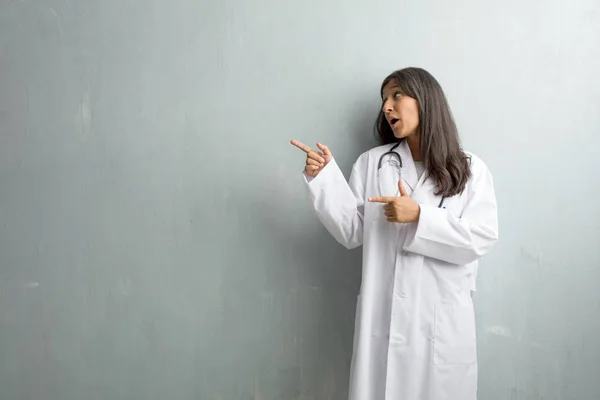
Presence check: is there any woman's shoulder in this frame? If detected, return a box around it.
[464,150,494,183]
[348,143,393,170]
[356,143,396,161]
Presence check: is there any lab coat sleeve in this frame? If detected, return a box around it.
[403,157,498,265]
[302,156,366,249]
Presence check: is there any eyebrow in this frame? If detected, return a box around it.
[382,86,401,98]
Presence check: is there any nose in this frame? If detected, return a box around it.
[382,98,393,113]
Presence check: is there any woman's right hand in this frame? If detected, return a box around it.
[290,140,333,177]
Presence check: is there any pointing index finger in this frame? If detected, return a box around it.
[368,196,395,203]
[290,140,313,154]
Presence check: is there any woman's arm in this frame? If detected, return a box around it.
[403,156,499,264]
[303,155,367,250]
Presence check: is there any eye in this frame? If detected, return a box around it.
[394,91,402,99]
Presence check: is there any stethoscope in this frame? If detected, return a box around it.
[377,142,446,208]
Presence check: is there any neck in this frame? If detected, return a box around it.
[406,135,421,161]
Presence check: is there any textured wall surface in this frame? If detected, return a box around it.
[1,0,599,399]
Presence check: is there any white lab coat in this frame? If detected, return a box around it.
[302,140,498,400]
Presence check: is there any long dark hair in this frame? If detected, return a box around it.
[375,67,471,197]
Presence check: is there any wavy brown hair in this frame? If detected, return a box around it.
[375,67,471,197]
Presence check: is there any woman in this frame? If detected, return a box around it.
[291,67,498,400]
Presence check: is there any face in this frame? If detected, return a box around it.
[381,80,420,139]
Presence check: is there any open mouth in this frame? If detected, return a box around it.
[389,118,399,127]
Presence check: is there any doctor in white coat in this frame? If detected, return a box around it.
[291,67,498,400]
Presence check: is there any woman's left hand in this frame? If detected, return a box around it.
[368,180,421,223]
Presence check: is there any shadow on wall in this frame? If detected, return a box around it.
[237,188,362,399]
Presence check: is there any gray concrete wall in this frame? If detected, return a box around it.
[1,0,599,399]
